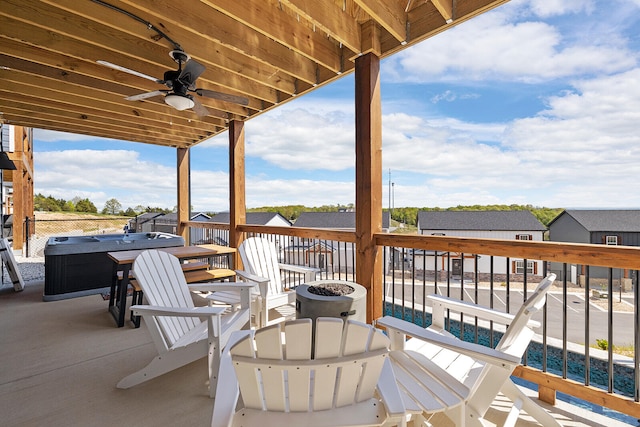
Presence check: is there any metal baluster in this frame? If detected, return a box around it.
[584,266,590,386]
[608,268,614,393]
[562,265,568,380]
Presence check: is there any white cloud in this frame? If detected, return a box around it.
[35,150,176,210]
[385,2,636,83]
[376,66,640,209]
[527,0,595,17]
[430,90,480,103]
[246,178,354,208]
[245,107,355,171]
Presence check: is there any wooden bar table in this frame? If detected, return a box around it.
[107,245,236,327]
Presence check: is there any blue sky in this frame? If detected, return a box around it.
[33,0,640,213]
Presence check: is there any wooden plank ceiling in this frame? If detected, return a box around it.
[0,0,508,148]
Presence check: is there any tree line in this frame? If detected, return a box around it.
[34,194,563,226]
[249,203,563,227]
[34,194,173,217]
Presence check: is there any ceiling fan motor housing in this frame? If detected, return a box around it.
[169,49,190,63]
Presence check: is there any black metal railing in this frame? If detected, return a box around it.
[185,221,640,421]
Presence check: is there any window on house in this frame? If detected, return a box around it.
[605,235,618,245]
[516,234,532,240]
[515,260,534,274]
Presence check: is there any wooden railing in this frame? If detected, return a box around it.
[185,220,640,420]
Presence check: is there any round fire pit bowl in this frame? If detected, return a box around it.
[296,280,367,323]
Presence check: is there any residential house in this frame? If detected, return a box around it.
[289,211,392,272]
[548,209,640,287]
[416,210,547,279]
[209,212,291,248]
[131,212,211,244]
[129,212,164,233]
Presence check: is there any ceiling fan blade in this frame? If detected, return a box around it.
[191,97,210,117]
[178,59,206,88]
[195,89,249,106]
[125,90,167,101]
[97,60,162,83]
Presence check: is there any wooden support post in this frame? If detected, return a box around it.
[354,52,383,324]
[176,147,190,243]
[229,120,246,269]
[538,384,556,405]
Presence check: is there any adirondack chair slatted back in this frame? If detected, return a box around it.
[467,273,556,415]
[494,273,555,358]
[238,237,283,295]
[230,317,390,413]
[429,273,556,415]
[133,250,200,348]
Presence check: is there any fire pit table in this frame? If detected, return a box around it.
[295,280,367,323]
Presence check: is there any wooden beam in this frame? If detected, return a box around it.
[229,120,246,268]
[354,0,407,43]
[374,233,640,270]
[200,0,345,73]
[116,0,320,85]
[2,2,276,107]
[176,147,190,242]
[514,366,640,419]
[354,52,383,324]
[0,56,226,128]
[281,0,362,54]
[0,97,209,143]
[46,0,296,98]
[360,21,382,57]
[431,0,454,23]
[0,47,227,132]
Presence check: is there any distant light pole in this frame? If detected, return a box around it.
[388,169,391,215]
[391,182,395,217]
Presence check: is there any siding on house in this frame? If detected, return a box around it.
[547,210,640,283]
[207,212,292,248]
[417,210,546,235]
[294,211,391,230]
[415,211,547,277]
[549,210,640,246]
[288,211,390,273]
[210,212,291,227]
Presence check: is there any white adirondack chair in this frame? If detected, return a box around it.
[378,273,560,427]
[210,237,318,328]
[212,317,406,427]
[117,249,255,398]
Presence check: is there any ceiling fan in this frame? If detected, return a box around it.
[98,49,249,117]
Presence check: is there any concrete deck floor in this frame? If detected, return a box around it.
[0,280,632,426]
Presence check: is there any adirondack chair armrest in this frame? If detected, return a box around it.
[234,269,269,298]
[131,305,227,318]
[377,316,521,367]
[376,357,407,419]
[278,263,319,282]
[188,283,256,293]
[211,330,250,427]
[427,294,519,325]
[427,294,542,329]
[234,269,269,285]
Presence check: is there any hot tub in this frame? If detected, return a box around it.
[44,232,184,301]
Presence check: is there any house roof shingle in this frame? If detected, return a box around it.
[555,210,640,232]
[417,210,546,231]
[293,211,390,229]
[209,212,290,226]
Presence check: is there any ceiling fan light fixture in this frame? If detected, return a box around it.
[164,93,194,110]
